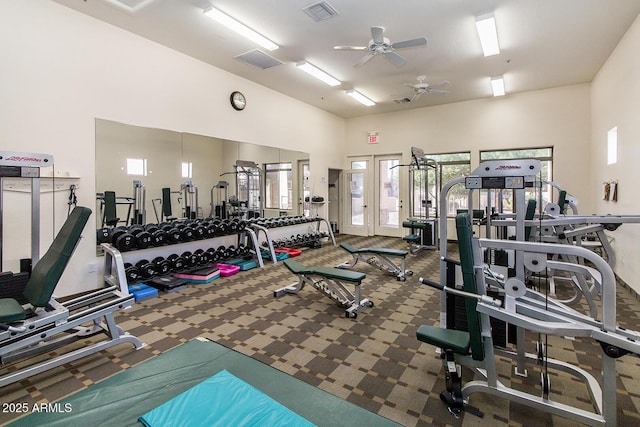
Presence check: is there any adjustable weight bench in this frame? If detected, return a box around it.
[0,206,143,388]
[274,259,373,318]
[337,243,412,281]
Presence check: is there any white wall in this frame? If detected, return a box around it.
[591,15,640,293]
[346,84,592,238]
[0,1,345,296]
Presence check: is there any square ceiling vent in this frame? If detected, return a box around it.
[234,50,284,70]
[302,2,339,22]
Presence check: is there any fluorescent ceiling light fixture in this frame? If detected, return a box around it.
[345,90,375,106]
[491,76,505,96]
[204,6,279,51]
[296,61,340,86]
[475,13,500,56]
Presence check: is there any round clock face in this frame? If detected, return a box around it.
[230,91,246,110]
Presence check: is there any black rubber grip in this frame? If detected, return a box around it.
[419,277,444,290]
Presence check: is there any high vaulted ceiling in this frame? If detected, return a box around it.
[53,0,640,118]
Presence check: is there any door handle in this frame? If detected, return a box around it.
[362,205,367,208]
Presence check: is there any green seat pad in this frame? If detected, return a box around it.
[403,234,420,242]
[313,267,365,283]
[0,298,26,323]
[416,325,470,355]
[340,243,407,257]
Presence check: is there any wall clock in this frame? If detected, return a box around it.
[230,91,246,111]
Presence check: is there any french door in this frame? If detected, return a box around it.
[374,155,403,237]
[342,168,369,236]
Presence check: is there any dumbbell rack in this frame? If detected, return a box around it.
[102,227,263,295]
[249,216,336,264]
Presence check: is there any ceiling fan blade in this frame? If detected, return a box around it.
[427,89,449,95]
[334,45,368,51]
[371,26,384,44]
[354,53,376,68]
[383,51,406,67]
[412,92,424,101]
[428,80,450,88]
[391,36,427,50]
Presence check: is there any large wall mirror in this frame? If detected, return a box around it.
[95,119,309,235]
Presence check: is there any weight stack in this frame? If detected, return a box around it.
[446,291,511,348]
[0,272,30,304]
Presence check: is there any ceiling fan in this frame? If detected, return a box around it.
[394,75,449,103]
[334,26,427,68]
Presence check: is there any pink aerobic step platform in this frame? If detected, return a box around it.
[214,263,241,277]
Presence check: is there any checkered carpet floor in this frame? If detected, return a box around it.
[2,234,640,426]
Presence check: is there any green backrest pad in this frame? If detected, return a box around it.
[103,191,117,224]
[23,207,92,308]
[557,190,567,215]
[340,243,407,257]
[284,259,365,284]
[162,188,172,218]
[524,199,537,241]
[455,213,484,361]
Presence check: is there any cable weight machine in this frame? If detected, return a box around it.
[401,147,438,254]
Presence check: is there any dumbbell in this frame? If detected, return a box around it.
[206,247,220,263]
[236,220,246,231]
[167,253,186,272]
[124,262,141,284]
[192,223,208,240]
[225,245,236,259]
[97,227,111,244]
[152,256,171,276]
[214,246,226,260]
[194,248,211,266]
[112,228,136,252]
[181,251,198,268]
[167,227,185,244]
[135,259,157,279]
[237,244,250,257]
[130,228,153,249]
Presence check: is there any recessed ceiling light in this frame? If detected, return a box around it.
[345,90,375,106]
[296,61,341,86]
[491,76,505,96]
[476,13,500,57]
[204,6,279,51]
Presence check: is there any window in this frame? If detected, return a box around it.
[265,163,292,209]
[421,152,471,217]
[607,127,617,165]
[480,147,553,213]
[126,158,147,176]
[351,161,367,170]
[181,162,192,179]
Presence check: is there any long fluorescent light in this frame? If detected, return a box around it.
[475,13,500,56]
[204,6,279,51]
[345,90,375,106]
[491,76,505,96]
[296,61,341,86]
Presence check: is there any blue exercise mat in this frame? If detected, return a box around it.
[139,369,316,427]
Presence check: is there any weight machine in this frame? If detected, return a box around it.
[400,147,438,254]
[181,180,199,220]
[419,159,640,425]
[0,151,54,268]
[222,160,263,219]
[131,180,146,225]
[210,181,229,219]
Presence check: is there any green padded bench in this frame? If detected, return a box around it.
[275,259,372,318]
[337,243,412,281]
[0,206,143,388]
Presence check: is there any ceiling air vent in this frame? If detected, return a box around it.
[234,50,284,70]
[302,2,339,22]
